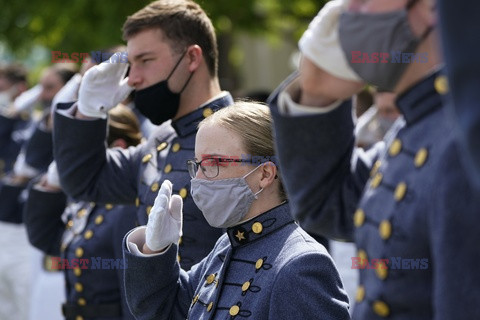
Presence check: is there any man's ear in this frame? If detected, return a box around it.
[110,138,128,149]
[259,162,277,189]
[186,45,203,73]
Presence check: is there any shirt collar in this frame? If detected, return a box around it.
[171,92,233,137]
[227,202,294,248]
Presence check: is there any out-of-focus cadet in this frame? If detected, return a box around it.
[25,104,140,320]
[355,91,400,149]
[0,64,75,320]
[123,103,350,320]
[269,0,480,318]
[0,64,29,176]
[53,0,233,271]
[437,0,480,190]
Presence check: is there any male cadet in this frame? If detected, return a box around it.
[53,0,233,270]
[269,0,480,319]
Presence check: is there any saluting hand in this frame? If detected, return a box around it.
[144,180,183,253]
[77,52,132,119]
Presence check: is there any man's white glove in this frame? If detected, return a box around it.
[145,180,183,252]
[52,73,82,108]
[299,0,361,82]
[77,52,132,119]
[46,161,61,189]
[12,84,42,113]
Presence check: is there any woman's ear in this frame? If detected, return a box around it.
[258,162,277,189]
[110,138,128,149]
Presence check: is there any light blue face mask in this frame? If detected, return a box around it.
[190,164,263,228]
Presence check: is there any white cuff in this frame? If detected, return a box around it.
[278,80,343,116]
[126,226,170,257]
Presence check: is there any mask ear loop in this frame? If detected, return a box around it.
[166,49,194,94]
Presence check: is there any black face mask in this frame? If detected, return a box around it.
[134,51,193,125]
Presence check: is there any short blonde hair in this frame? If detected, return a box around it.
[199,101,286,200]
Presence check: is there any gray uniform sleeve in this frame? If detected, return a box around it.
[123,239,207,320]
[269,81,382,240]
[53,107,142,204]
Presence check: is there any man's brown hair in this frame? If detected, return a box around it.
[122,0,218,77]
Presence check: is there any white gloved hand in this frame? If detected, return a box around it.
[13,153,39,179]
[46,161,61,188]
[77,52,132,118]
[145,180,183,252]
[299,0,361,82]
[12,84,42,112]
[52,73,82,108]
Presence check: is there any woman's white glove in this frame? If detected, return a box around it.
[299,0,361,82]
[12,84,42,112]
[77,52,132,119]
[145,180,183,252]
[46,161,61,189]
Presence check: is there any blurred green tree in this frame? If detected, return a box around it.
[0,0,325,56]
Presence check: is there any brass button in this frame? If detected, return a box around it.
[78,298,86,306]
[354,209,365,227]
[389,139,402,157]
[74,282,83,292]
[172,143,181,153]
[77,209,87,218]
[203,108,213,118]
[142,154,152,163]
[84,230,93,240]
[105,203,113,210]
[355,285,365,302]
[206,274,216,285]
[94,215,104,225]
[414,148,428,168]
[157,142,168,152]
[61,244,67,252]
[207,302,213,312]
[75,247,84,258]
[164,164,172,173]
[179,237,183,246]
[358,250,367,262]
[192,295,199,304]
[252,222,263,234]
[179,188,188,199]
[375,265,388,280]
[370,173,383,189]
[146,206,152,215]
[434,75,449,95]
[229,305,240,316]
[394,182,407,201]
[379,220,392,240]
[74,268,82,277]
[370,160,381,177]
[66,220,74,229]
[151,182,159,193]
[242,281,251,292]
[373,300,390,317]
[135,197,140,207]
[75,316,84,320]
[177,255,181,262]
[255,258,264,270]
